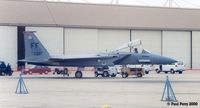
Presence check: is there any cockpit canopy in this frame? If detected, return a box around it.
[133,48,151,54]
[142,49,151,54]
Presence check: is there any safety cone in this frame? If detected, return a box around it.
[15,74,28,94]
[161,76,177,102]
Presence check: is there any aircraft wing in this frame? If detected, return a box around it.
[46,54,119,66]
[18,59,52,66]
[49,54,117,61]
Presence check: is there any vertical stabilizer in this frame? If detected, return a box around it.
[23,31,50,62]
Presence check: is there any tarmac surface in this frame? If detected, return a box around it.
[0,70,200,108]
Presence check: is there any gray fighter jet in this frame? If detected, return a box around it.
[19,31,176,78]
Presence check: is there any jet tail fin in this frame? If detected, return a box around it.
[23,31,50,62]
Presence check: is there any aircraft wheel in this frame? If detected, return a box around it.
[145,71,149,74]
[165,71,168,74]
[110,74,116,77]
[29,71,32,75]
[9,73,12,76]
[55,68,59,74]
[170,69,175,74]
[137,73,142,77]
[103,71,109,77]
[63,68,69,76]
[57,71,61,74]
[156,69,160,74]
[179,71,183,74]
[122,72,128,78]
[94,72,98,77]
[75,71,82,78]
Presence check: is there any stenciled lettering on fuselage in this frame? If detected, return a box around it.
[28,36,43,56]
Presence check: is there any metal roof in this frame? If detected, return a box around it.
[0,0,200,30]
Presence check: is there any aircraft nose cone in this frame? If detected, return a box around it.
[162,57,177,64]
[167,58,177,64]
[151,54,177,64]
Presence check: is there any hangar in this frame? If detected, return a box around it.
[0,0,200,69]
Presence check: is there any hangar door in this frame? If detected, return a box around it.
[97,29,130,52]
[26,27,64,55]
[0,26,17,69]
[192,31,200,69]
[65,28,98,55]
[162,31,191,68]
[131,30,162,55]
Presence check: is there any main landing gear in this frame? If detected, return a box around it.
[75,67,83,78]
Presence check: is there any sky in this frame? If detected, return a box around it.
[45,0,200,9]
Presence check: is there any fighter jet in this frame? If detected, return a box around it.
[19,31,177,78]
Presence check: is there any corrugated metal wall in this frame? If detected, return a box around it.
[97,29,130,52]
[162,31,191,68]
[0,26,17,69]
[131,30,161,55]
[1,26,200,69]
[65,28,98,55]
[26,27,64,55]
[192,31,200,69]
[0,1,200,30]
